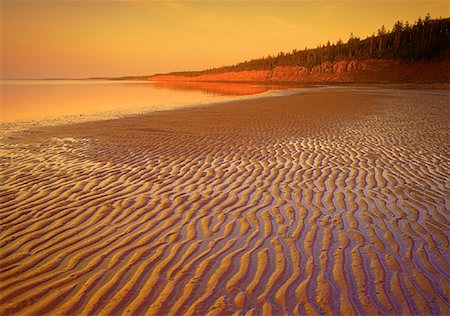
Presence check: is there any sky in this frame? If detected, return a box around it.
[1,0,449,79]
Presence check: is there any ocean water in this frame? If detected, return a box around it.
[0,80,273,124]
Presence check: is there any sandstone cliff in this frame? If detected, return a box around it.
[149,58,450,84]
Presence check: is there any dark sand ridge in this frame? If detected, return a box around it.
[1,87,449,315]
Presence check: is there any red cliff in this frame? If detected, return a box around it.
[149,58,450,84]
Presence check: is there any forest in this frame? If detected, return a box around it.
[170,15,450,76]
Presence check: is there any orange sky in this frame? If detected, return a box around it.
[1,1,449,79]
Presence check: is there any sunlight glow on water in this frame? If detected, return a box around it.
[0,80,269,123]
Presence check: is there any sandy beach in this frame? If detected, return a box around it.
[1,87,449,315]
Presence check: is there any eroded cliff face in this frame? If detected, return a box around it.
[150,58,450,83]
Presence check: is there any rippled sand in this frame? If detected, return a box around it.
[1,87,449,315]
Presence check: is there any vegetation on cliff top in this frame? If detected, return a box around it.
[166,15,449,77]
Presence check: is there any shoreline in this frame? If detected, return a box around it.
[149,57,450,85]
[12,85,449,145]
[0,84,324,133]
[1,88,449,315]
[5,75,450,91]
[1,82,448,129]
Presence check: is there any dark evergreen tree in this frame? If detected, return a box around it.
[171,16,450,77]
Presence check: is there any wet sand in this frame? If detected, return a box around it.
[1,87,449,315]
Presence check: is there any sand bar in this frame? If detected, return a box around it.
[1,87,449,315]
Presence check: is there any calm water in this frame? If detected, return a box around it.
[0,80,270,123]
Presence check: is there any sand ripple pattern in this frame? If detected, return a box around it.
[1,88,449,315]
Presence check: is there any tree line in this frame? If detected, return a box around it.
[172,15,450,76]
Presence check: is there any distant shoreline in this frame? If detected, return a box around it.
[5,55,449,88]
[148,58,450,85]
[3,77,449,93]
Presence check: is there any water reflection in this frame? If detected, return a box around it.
[0,80,269,123]
[1,80,312,123]
[149,81,269,96]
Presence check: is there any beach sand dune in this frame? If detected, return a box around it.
[1,88,449,315]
